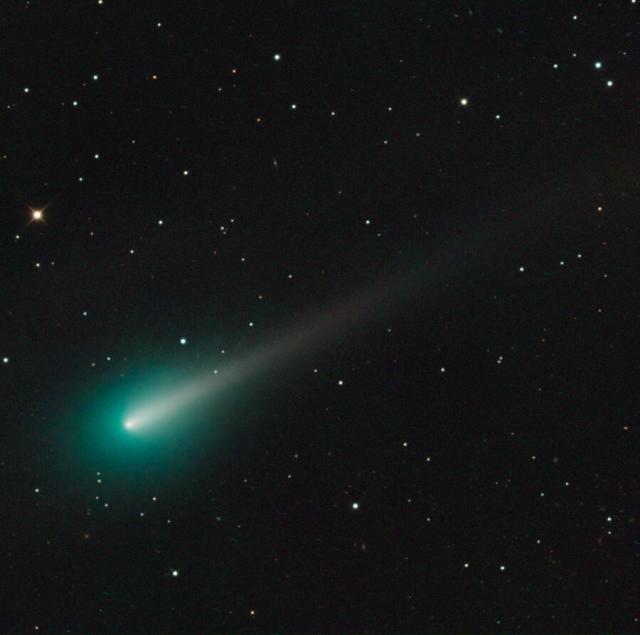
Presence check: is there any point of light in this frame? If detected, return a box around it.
[124,419,135,430]
[30,208,45,222]
[460,97,469,106]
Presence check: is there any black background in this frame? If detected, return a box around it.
[1,1,639,632]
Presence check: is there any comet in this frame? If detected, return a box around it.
[120,172,589,435]
[122,265,433,433]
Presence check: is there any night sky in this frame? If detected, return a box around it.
[2,1,640,632]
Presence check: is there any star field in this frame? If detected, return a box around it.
[1,1,640,633]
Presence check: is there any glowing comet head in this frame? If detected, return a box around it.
[124,419,135,430]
